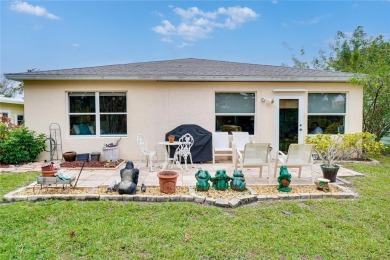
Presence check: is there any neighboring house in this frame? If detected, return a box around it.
[4,58,362,160]
[0,94,24,125]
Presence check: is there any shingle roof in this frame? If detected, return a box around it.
[5,58,352,82]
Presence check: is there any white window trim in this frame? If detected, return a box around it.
[307,92,348,134]
[67,92,127,137]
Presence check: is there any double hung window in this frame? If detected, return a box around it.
[68,92,127,136]
[215,92,255,134]
[308,93,346,134]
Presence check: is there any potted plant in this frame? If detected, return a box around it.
[305,134,344,182]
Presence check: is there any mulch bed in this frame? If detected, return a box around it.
[14,185,341,199]
[60,159,124,168]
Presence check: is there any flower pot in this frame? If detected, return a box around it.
[168,135,175,143]
[320,164,340,183]
[157,170,179,194]
[42,169,58,177]
[63,151,77,162]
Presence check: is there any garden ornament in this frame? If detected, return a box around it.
[277,165,292,192]
[210,169,232,191]
[118,161,139,195]
[195,168,211,191]
[230,170,246,191]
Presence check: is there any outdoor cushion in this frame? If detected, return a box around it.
[88,126,95,134]
[79,124,91,135]
[73,125,81,135]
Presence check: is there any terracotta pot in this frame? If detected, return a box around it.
[41,163,54,171]
[168,135,175,143]
[42,170,58,177]
[63,151,77,162]
[157,170,179,194]
[320,164,340,183]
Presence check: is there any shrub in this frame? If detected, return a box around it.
[342,132,383,160]
[305,132,384,167]
[0,124,46,164]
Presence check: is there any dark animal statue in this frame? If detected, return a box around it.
[118,161,139,195]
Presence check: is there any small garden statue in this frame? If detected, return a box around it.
[195,168,211,191]
[210,169,232,191]
[230,170,246,191]
[117,161,139,195]
[277,165,292,192]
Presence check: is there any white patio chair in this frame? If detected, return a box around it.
[232,132,250,167]
[136,134,158,172]
[235,143,272,181]
[274,144,316,183]
[173,133,195,171]
[212,132,233,164]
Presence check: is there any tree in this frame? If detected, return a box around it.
[0,74,23,98]
[292,26,390,140]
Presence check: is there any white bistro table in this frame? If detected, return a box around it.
[158,141,183,170]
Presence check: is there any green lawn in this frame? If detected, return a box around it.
[1,157,389,259]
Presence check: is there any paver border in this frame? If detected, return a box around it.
[3,183,358,208]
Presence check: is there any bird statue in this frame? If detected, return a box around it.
[141,183,146,193]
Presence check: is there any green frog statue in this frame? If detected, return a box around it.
[210,169,232,191]
[195,168,211,191]
[277,165,292,192]
[230,170,246,191]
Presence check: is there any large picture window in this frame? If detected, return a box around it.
[308,93,346,134]
[68,92,127,136]
[215,92,255,134]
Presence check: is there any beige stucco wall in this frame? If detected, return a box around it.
[23,80,363,161]
[0,102,24,124]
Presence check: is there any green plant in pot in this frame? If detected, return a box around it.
[305,134,344,182]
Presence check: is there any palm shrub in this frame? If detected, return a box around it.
[0,123,46,164]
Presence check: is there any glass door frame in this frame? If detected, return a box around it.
[273,93,305,157]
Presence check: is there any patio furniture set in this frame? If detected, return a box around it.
[137,131,316,183]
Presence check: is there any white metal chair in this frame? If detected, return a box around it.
[212,132,233,164]
[231,132,250,166]
[235,143,272,181]
[136,134,158,172]
[173,133,195,171]
[274,144,316,182]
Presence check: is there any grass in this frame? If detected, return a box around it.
[1,157,389,259]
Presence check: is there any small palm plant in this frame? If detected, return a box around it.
[305,134,344,168]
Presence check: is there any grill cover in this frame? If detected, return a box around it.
[165,124,212,163]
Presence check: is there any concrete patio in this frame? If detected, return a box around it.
[0,159,364,188]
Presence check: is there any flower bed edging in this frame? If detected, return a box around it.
[3,183,358,208]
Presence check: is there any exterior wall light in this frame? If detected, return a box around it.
[261,98,274,104]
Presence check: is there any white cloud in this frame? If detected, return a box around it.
[71,43,80,48]
[152,6,259,45]
[293,14,331,25]
[10,1,60,20]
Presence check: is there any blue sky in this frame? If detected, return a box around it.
[1,0,389,75]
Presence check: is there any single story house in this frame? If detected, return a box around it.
[5,58,362,161]
[0,94,24,125]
